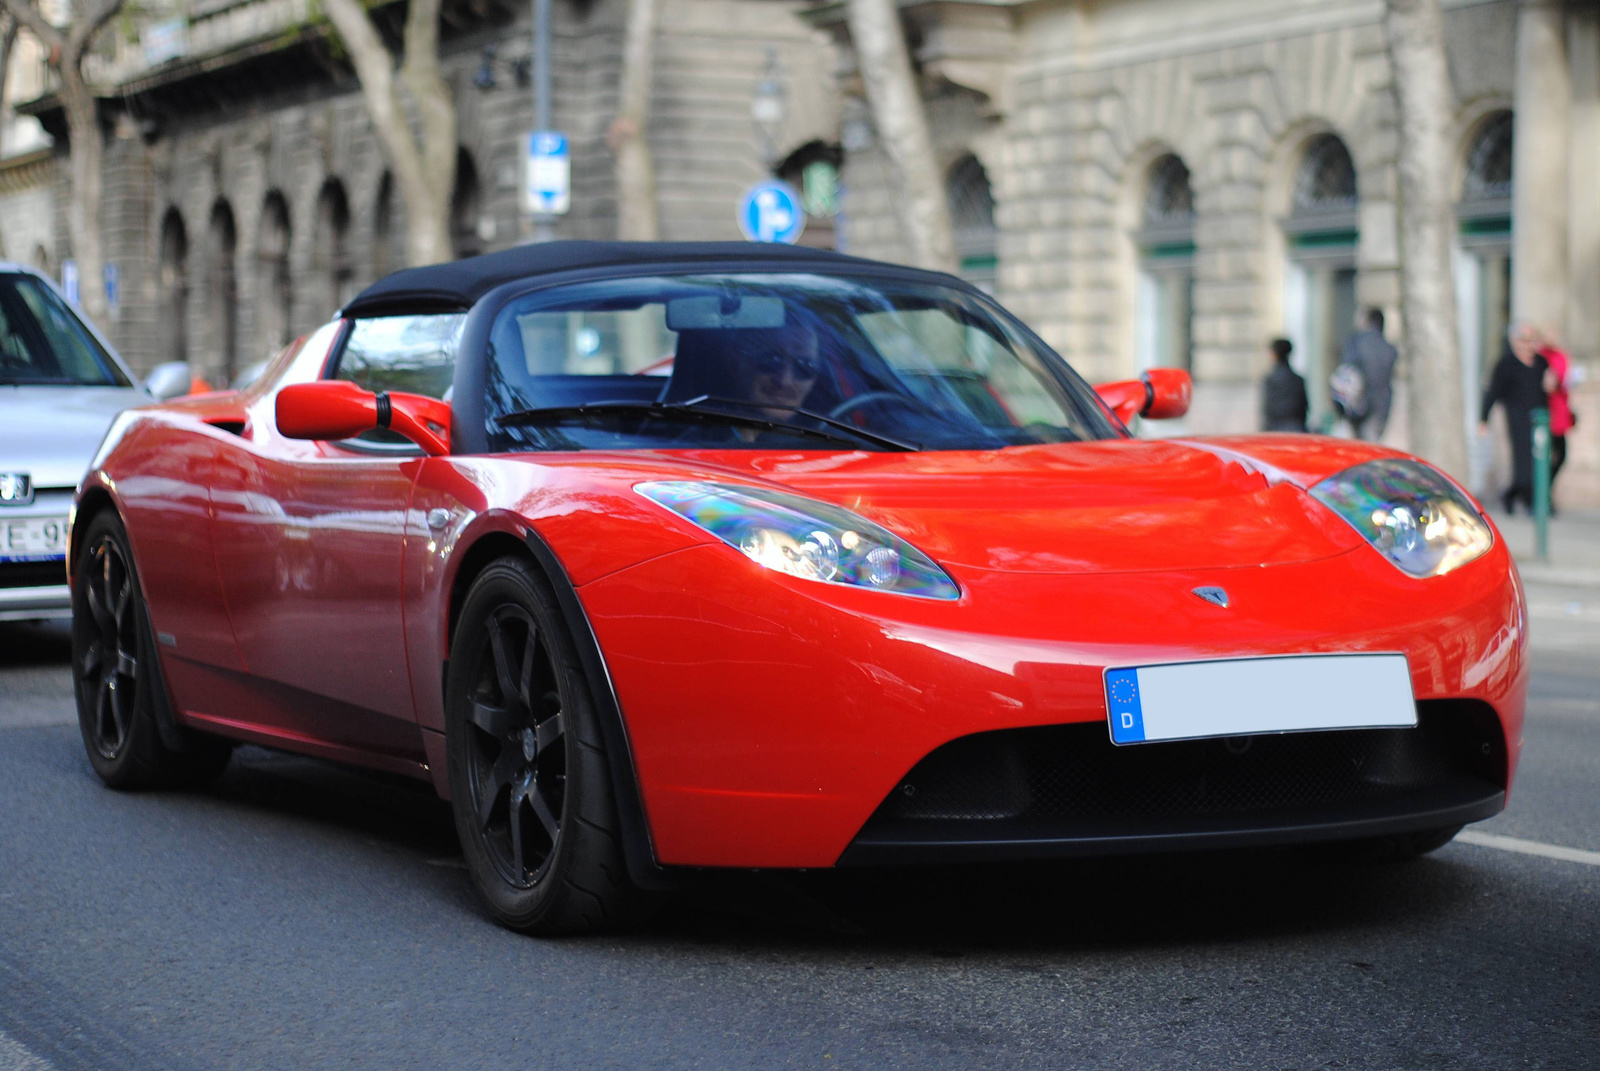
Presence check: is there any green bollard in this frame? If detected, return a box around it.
[1532,407,1550,562]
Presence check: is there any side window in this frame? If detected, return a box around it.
[331,313,464,446]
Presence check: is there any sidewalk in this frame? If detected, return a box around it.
[1488,508,1600,588]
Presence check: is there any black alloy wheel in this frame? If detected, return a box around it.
[71,511,233,789]
[464,604,568,887]
[445,556,651,934]
[79,532,141,760]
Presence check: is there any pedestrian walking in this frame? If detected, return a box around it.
[1536,328,1576,502]
[1261,337,1308,432]
[1334,308,1398,441]
[1478,323,1550,515]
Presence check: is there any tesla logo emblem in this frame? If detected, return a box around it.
[0,473,32,506]
[1192,586,1230,608]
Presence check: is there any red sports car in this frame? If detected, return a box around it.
[69,242,1524,933]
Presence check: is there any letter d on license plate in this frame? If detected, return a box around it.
[1104,653,1415,745]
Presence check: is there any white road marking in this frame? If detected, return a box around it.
[1457,829,1600,868]
[0,1029,52,1071]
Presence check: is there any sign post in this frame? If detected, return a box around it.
[523,131,570,219]
[1532,406,1551,562]
[737,181,805,245]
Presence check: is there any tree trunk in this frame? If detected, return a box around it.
[322,0,455,267]
[58,63,106,324]
[1385,0,1467,477]
[609,0,659,241]
[2,0,124,326]
[845,0,956,273]
[0,16,19,258]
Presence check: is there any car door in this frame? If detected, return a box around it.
[208,316,462,761]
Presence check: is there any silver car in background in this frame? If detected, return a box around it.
[0,265,188,621]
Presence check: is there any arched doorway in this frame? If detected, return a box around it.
[157,208,188,364]
[257,191,292,355]
[452,149,483,259]
[207,200,238,384]
[1281,133,1359,430]
[946,153,996,292]
[313,178,354,315]
[1134,153,1196,375]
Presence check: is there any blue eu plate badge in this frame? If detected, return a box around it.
[1105,668,1145,744]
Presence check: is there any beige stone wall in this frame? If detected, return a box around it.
[838,0,1600,506]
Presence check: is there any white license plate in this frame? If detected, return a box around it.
[0,515,68,562]
[1104,653,1415,745]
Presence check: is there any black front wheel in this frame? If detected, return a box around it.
[445,557,652,934]
[71,511,233,789]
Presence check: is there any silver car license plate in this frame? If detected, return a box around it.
[1,515,68,562]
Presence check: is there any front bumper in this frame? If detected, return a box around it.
[0,582,70,621]
[838,700,1506,864]
[581,537,1527,869]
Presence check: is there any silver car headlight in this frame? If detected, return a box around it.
[636,481,960,599]
[1309,458,1493,578]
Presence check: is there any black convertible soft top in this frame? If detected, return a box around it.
[340,240,900,319]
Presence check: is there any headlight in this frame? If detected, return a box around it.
[1309,458,1492,578]
[636,481,960,599]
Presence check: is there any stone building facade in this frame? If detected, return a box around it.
[6,0,1598,506]
[818,0,1600,506]
[6,0,837,384]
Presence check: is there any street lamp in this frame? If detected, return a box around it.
[752,46,787,169]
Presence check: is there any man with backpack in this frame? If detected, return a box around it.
[1332,308,1398,441]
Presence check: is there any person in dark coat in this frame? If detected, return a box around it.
[1478,323,1550,514]
[1339,308,1399,440]
[1261,337,1308,432]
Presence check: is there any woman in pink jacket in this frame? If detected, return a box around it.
[1538,329,1574,501]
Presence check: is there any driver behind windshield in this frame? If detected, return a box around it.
[726,320,822,427]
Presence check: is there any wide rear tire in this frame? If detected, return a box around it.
[71,510,233,790]
[445,556,652,934]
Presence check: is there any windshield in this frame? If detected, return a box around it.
[483,273,1119,452]
[0,273,129,387]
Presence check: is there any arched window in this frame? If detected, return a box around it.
[1134,153,1196,377]
[157,208,188,364]
[1282,133,1360,430]
[1462,112,1513,202]
[372,172,395,282]
[1292,134,1358,213]
[946,153,996,290]
[207,200,238,384]
[313,178,354,314]
[257,191,292,354]
[452,149,483,259]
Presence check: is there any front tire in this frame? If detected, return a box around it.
[71,510,233,790]
[445,557,650,934]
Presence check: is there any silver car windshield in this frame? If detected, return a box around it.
[0,274,129,387]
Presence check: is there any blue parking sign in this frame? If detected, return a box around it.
[738,181,805,244]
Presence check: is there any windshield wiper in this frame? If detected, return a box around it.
[497,397,918,452]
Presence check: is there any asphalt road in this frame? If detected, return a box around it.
[1,584,1597,1070]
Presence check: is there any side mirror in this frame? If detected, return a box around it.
[1094,368,1193,425]
[144,361,192,401]
[275,380,451,456]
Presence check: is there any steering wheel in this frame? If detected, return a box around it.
[827,392,916,421]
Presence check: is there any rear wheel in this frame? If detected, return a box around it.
[445,557,650,934]
[71,511,233,790]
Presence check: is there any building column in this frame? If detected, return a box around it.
[1566,6,1600,361]
[1511,0,1570,332]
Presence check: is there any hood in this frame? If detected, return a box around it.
[662,438,1368,576]
[0,385,150,489]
